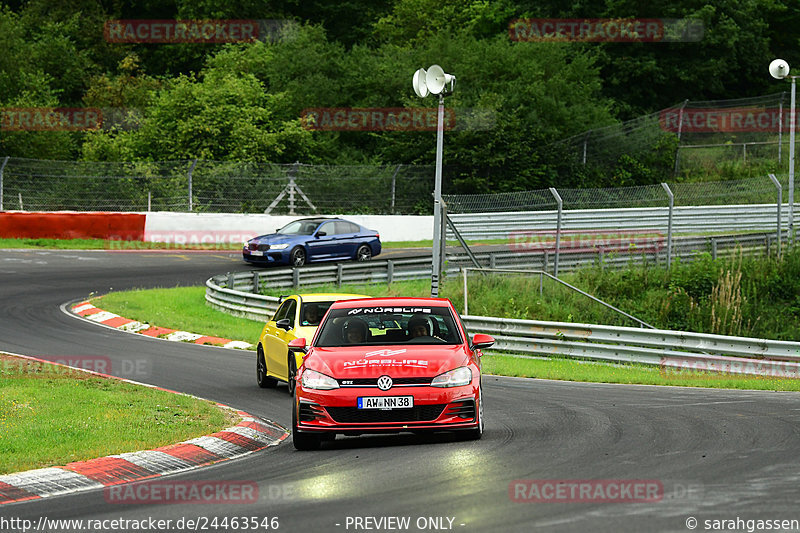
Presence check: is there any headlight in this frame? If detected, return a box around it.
[301,369,339,390]
[270,243,289,250]
[431,366,472,387]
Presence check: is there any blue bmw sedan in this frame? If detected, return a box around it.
[243,217,381,267]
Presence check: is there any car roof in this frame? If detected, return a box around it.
[293,293,371,303]
[329,297,453,309]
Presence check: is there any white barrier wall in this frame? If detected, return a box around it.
[143,212,433,244]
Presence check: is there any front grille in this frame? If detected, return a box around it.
[325,404,446,423]
[337,377,432,387]
[445,399,476,420]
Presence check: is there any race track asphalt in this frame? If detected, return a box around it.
[2,249,800,533]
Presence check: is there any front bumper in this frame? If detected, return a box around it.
[294,384,479,434]
[242,247,290,265]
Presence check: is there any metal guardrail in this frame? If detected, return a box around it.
[447,204,794,240]
[461,315,800,378]
[206,271,800,378]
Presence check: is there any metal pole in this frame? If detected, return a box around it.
[549,187,562,277]
[790,77,796,244]
[661,183,674,269]
[674,99,689,175]
[769,173,782,257]
[288,161,299,215]
[779,92,785,164]
[187,159,198,212]
[431,93,445,297]
[390,164,401,214]
[0,156,8,211]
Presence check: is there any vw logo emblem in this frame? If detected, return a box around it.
[377,375,393,391]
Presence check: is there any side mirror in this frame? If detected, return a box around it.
[471,333,495,351]
[316,231,327,237]
[288,337,307,354]
[276,318,292,331]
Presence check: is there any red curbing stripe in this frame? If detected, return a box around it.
[238,420,289,440]
[76,306,102,316]
[101,316,135,328]
[211,431,266,452]
[194,335,232,346]
[63,457,157,486]
[0,482,40,504]
[156,444,224,466]
[139,326,176,337]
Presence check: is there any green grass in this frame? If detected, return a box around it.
[0,354,235,474]
[482,354,800,391]
[95,286,264,345]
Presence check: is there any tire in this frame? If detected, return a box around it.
[290,247,306,267]
[463,385,484,441]
[287,353,297,397]
[292,402,322,450]
[256,346,278,389]
[355,244,372,262]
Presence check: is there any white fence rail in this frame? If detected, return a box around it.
[448,203,793,240]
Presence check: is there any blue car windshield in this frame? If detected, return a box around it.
[278,221,321,236]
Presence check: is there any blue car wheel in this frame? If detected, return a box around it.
[290,246,306,266]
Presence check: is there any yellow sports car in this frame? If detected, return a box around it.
[256,293,368,395]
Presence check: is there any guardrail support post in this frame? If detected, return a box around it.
[292,268,300,287]
[227,272,235,289]
[661,183,674,269]
[549,187,563,277]
[336,264,343,287]
[711,238,717,260]
[252,271,260,294]
[769,173,782,257]
[387,260,394,284]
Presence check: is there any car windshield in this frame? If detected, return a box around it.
[315,306,462,347]
[277,220,321,236]
[300,301,334,327]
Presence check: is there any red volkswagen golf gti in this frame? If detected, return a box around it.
[288,297,495,450]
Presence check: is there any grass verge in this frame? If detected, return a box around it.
[95,286,264,345]
[0,354,236,475]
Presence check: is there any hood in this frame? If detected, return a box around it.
[251,233,297,244]
[304,344,469,379]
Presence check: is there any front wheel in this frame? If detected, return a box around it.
[256,346,278,389]
[355,244,372,262]
[290,247,306,267]
[292,402,322,450]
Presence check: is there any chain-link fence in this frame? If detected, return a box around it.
[546,92,794,178]
[0,157,435,215]
[444,175,794,214]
